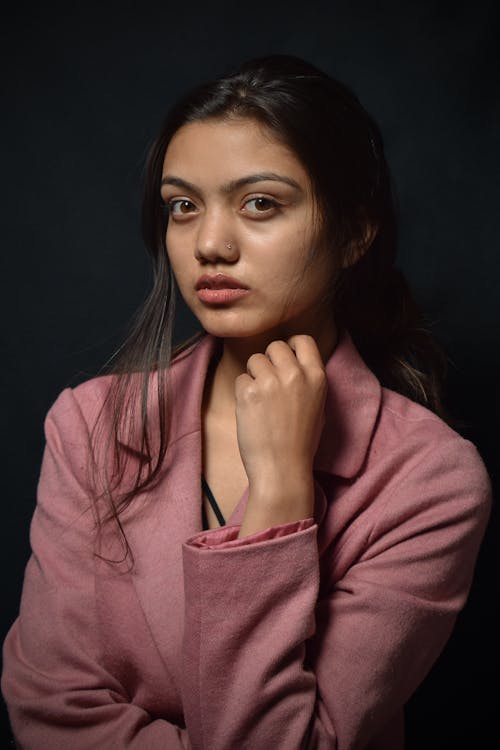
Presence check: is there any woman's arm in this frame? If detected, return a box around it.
[235,336,327,537]
[180,437,491,750]
[1,389,191,750]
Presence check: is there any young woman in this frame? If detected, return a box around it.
[1,55,491,749]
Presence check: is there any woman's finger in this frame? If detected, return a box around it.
[245,352,274,379]
[286,334,325,370]
[264,339,300,368]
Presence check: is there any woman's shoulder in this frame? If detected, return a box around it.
[375,386,491,505]
[45,374,116,437]
[379,385,466,445]
[46,333,213,433]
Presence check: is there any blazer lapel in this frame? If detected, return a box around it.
[122,335,217,685]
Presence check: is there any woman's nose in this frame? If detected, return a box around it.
[194,211,239,263]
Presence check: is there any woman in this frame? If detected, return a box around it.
[1,54,491,749]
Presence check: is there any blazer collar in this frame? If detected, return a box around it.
[123,329,381,480]
[312,329,381,477]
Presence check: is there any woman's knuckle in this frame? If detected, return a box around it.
[265,339,286,356]
[285,367,303,386]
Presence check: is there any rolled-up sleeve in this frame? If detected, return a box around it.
[182,519,321,750]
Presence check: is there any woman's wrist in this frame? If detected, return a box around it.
[238,474,315,538]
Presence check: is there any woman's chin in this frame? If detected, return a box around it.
[197,316,282,342]
[202,324,267,340]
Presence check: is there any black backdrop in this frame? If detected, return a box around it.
[1,2,498,747]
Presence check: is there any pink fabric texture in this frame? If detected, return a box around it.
[1,330,492,750]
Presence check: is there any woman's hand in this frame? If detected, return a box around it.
[235,335,327,537]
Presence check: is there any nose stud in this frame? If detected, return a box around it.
[225,242,232,250]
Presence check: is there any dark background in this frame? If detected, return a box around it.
[1,1,498,747]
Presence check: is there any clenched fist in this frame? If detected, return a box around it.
[235,335,328,537]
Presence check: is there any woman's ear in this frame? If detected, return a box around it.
[341,222,378,269]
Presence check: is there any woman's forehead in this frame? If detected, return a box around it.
[162,118,311,188]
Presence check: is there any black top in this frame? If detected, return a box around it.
[201,475,226,530]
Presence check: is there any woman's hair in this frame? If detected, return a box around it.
[90,54,448,565]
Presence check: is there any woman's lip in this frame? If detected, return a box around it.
[195,273,249,290]
[197,288,251,304]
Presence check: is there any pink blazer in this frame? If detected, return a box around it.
[1,329,491,750]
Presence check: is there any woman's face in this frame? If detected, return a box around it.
[161,117,336,343]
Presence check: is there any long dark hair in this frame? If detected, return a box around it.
[90,54,448,565]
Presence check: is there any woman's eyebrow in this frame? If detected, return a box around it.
[160,172,303,194]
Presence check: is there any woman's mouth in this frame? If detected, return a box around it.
[195,273,250,304]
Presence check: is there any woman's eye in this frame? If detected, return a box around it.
[243,197,279,215]
[168,199,196,217]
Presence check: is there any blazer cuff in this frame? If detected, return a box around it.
[185,517,315,549]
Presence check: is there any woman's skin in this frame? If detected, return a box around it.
[161,117,339,537]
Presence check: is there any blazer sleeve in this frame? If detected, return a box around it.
[180,438,492,750]
[1,388,191,750]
